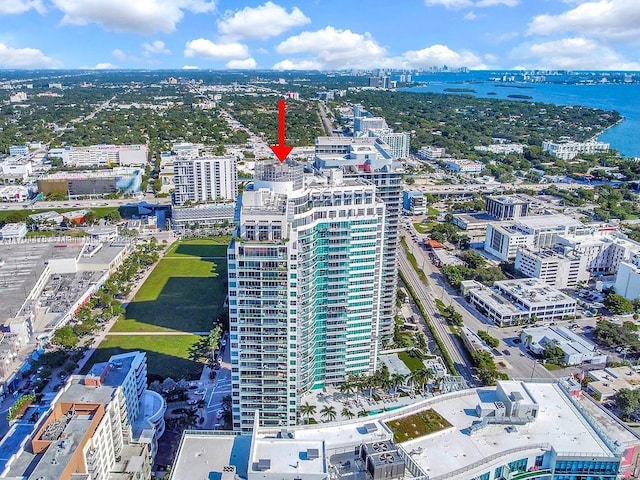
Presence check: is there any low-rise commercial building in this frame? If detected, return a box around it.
[0,223,27,240]
[38,168,143,199]
[587,366,640,401]
[171,203,235,230]
[485,194,530,220]
[521,325,606,366]
[59,144,148,167]
[446,159,484,174]
[467,278,577,327]
[170,379,640,480]
[402,190,426,215]
[0,185,30,202]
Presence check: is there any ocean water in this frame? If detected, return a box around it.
[401,74,640,157]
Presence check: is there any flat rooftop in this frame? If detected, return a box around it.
[171,433,250,479]
[469,286,526,316]
[496,278,576,306]
[523,325,596,356]
[515,214,581,230]
[0,241,84,320]
[251,437,326,476]
[406,383,617,479]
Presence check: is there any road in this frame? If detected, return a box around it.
[398,244,477,385]
[317,101,337,136]
[400,230,557,381]
[2,194,170,211]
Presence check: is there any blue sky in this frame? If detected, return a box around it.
[1,0,639,70]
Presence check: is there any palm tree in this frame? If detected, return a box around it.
[320,405,337,422]
[409,368,432,396]
[300,402,316,425]
[390,373,406,399]
[339,379,355,400]
[357,409,369,417]
[341,407,354,420]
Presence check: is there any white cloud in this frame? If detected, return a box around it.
[528,0,640,39]
[425,0,472,8]
[0,0,45,15]
[184,38,250,60]
[398,44,486,69]
[0,43,61,68]
[182,65,199,69]
[463,11,477,20]
[143,40,170,56]
[51,0,216,34]
[225,57,257,69]
[272,58,323,70]
[510,37,640,70]
[85,62,118,69]
[424,0,517,8]
[217,2,310,40]
[276,26,386,69]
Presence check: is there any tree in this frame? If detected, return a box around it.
[604,292,634,315]
[51,326,79,348]
[461,250,486,269]
[390,373,406,398]
[300,402,316,424]
[542,340,565,365]
[615,389,640,419]
[357,409,369,417]
[320,405,337,422]
[477,330,499,349]
[341,407,354,420]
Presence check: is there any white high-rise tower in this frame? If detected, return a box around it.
[228,160,385,432]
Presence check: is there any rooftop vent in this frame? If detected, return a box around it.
[257,459,271,471]
[307,448,319,460]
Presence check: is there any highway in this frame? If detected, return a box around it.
[2,194,170,211]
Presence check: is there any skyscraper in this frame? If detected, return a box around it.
[228,160,386,432]
[314,136,403,338]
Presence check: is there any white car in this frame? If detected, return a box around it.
[195,389,206,395]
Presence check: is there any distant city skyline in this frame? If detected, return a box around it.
[0,0,639,71]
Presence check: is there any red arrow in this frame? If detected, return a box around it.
[270,99,293,163]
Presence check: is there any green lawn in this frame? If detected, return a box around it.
[112,238,229,333]
[165,237,230,258]
[398,351,424,372]
[386,409,452,442]
[81,334,202,381]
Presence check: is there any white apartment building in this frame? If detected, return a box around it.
[556,229,640,276]
[173,156,238,205]
[475,143,525,154]
[542,140,610,160]
[515,248,590,289]
[8,145,28,157]
[466,278,577,327]
[367,128,410,159]
[484,214,586,261]
[60,144,149,168]
[3,351,165,480]
[353,116,387,135]
[228,161,386,432]
[615,252,640,300]
[172,142,201,159]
